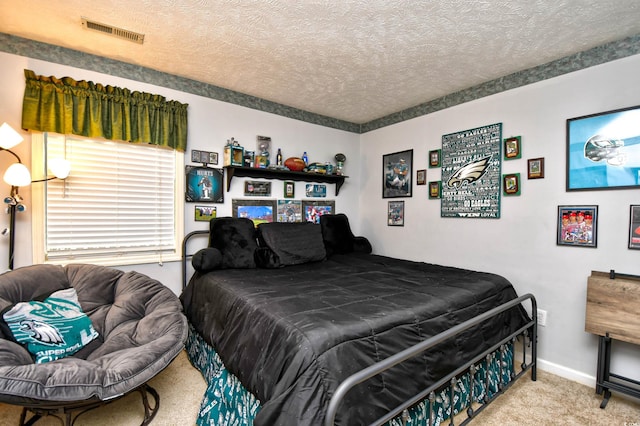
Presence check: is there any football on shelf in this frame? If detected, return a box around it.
[284,157,306,172]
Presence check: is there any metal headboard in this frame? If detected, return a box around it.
[181,230,210,290]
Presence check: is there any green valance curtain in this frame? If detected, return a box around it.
[21,69,188,151]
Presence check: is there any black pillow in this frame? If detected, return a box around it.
[192,247,223,272]
[257,222,326,266]
[209,217,257,269]
[320,213,355,255]
[254,247,281,269]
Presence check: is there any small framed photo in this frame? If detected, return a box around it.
[306,184,327,198]
[232,199,276,226]
[185,166,224,203]
[527,157,545,179]
[504,136,521,160]
[629,205,640,250]
[244,180,271,196]
[503,173,521,196]
[557,205,598,247]
[277,199,302,223]
[428,181,441,199]
[388,201,405,226]
[284,181,295,198]
[416,169,426,185]
[191,150,218,165]
[429,149,441,168]
[302,200,335,224]
[383,149,413,198]
[195,205,216,222]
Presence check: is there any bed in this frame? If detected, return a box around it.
[181,214,537,425]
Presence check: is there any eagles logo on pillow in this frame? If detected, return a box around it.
[2,287,99,363]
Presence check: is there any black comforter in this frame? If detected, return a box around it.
[181,252,529,425]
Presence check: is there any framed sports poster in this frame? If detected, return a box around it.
[556,205,598,248]
[440,123,502,218]
[388,201,404,226]
[232,199,276,226]
[566,105,640,191]
[185,166,224,203]
[302,200,335,224]
[383,149,413,198]
[277,200,302,223]
[629,205,640,250]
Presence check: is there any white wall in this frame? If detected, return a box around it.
[359,54,640,386]
[0,52,361,294]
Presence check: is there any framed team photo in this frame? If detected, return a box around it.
[556,205,598,247]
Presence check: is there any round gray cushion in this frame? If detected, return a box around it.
[0,264,187,405]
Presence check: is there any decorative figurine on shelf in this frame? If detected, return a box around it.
[223,137,244,166]
[335,153,346,176]
[256,135,271,168]
[302,151,309,166]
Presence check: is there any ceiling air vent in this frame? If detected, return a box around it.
[81,17,145,44]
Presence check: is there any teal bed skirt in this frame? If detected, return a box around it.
[186,324,515,426]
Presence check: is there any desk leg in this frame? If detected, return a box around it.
[596,335,612,409]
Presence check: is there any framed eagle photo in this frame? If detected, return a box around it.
[566,104,640,191]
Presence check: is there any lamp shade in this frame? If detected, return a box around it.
[3,163,32,186]
[0,123,24,150]
[49,158,71,179]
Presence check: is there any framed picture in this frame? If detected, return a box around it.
[194,205,216,222]
[302,200,335,224]
[504,136,521,160]
[429,149,441,168]
[416,169,426,185]
[388,201,404,226]
[527,157,545,179]
[305,184,327,198]
[277,199,302,223]
[441,123,502,218]
[191,149,218,165]
[185,166,224,203]
[428,181,441,199]
[383,149,413,198]
[284,181,295,198]
[244,180,271,196]
[232,199,276,226]
[629,205,640,250]
[503,173,521,196]
[557,205,598,247]
[566,105,640,191]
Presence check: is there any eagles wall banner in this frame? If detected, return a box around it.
[441,123,502,218]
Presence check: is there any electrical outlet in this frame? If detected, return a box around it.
[537,309,547,327]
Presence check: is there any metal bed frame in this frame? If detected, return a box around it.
[182,230,537,426]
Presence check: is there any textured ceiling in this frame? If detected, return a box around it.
[2,0,640,124]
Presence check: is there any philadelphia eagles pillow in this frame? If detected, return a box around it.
[1,287,99,363]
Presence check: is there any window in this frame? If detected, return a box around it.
[32,133,184,266]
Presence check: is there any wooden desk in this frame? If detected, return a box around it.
[585,270,640,408]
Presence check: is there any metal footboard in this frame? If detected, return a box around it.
[325,294,537,426]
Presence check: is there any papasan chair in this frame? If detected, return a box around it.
[0,264,188,425]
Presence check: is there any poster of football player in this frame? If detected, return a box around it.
[185,166,223,203]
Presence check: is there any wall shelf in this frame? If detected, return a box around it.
[224,166,347,195]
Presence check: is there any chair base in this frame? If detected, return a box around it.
[18,384,159,426]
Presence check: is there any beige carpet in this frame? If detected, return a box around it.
[0,351,638,425]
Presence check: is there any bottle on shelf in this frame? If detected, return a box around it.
[302,151,308,165]
[276,148,283,166]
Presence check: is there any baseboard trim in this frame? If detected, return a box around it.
[536,358,596,388]
[514,349,596,388]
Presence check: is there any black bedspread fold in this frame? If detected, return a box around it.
[181,253,529,425]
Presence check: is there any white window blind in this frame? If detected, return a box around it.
[36,133,183,264]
